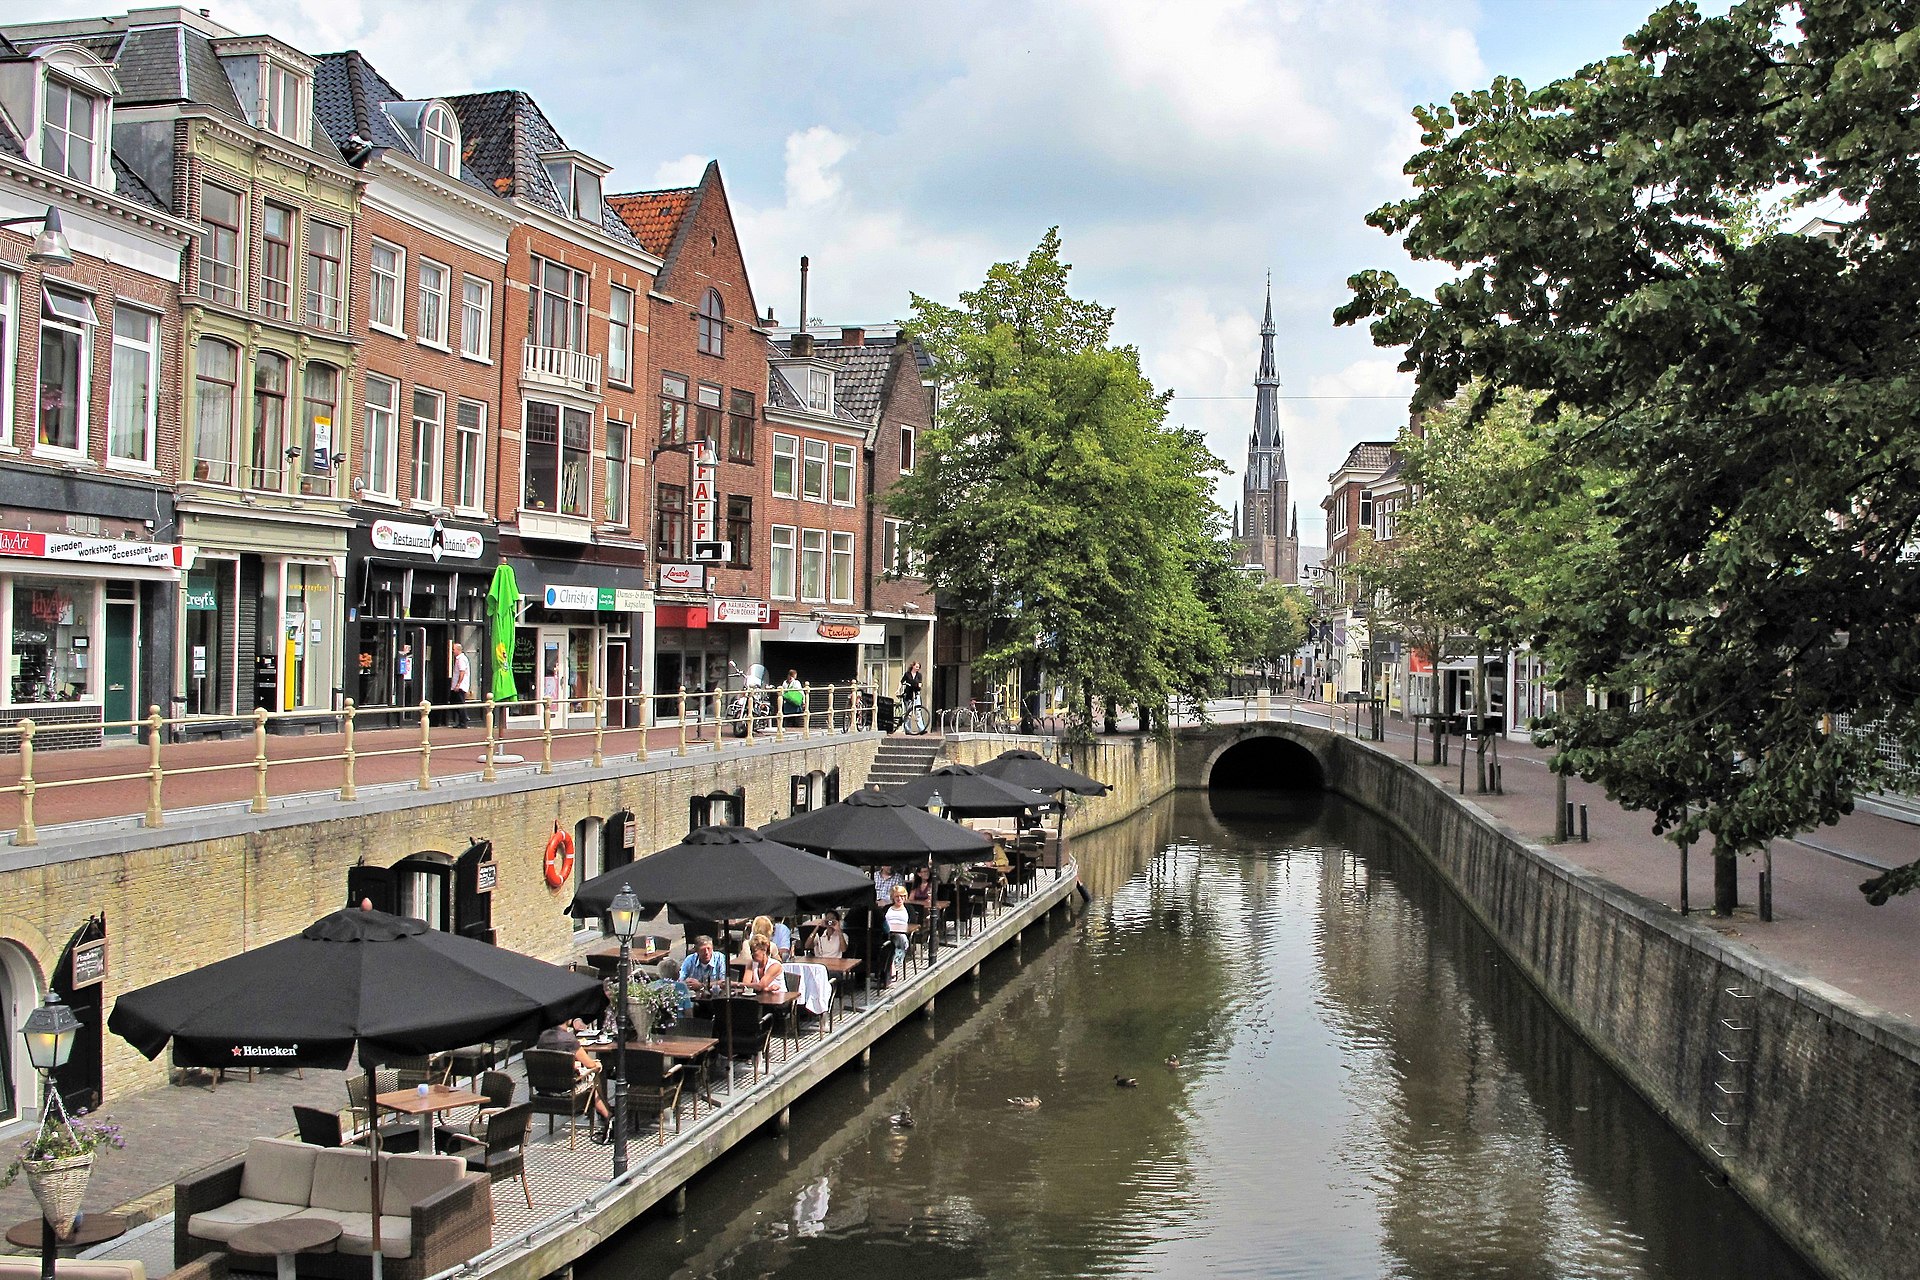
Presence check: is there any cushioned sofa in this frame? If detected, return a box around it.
[0,1257,226,1280]
[175,1139,489,1280]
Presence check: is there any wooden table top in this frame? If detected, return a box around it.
[375,1085,488,1116]
[5,1213,128,1250]
[808,956,862,975]
[228,1217,341,1257]
[583,941,669,967]
[586,1035,717,1060]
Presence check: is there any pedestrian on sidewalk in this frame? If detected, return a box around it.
[449,642,472,728]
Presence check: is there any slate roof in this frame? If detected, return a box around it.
[312,50,492,194]
[110,152,168,212]
[446,89,643,247]
[766,350,806,412]
[606,188,693,257]
[77,24,247,118]
[814,343,893,421]
[1335,442,1398,477]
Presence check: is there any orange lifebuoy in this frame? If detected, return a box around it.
[544,829,575,887]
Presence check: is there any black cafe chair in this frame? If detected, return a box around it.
[292,1104,345,1148]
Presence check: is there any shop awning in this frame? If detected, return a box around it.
[657,604,707,628]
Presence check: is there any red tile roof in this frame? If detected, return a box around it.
[607,189,695,257]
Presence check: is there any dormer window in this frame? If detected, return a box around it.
[423,104,458,175]
[541,155,606,222]
[261,59,308,143]
[806,368,833,413]
[42,79,99,184]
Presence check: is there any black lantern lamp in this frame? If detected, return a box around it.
[607,884,640,1176]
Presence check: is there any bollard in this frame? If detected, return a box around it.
[677,689,688,757]
[1459,733,1467,793]
[1579,803,1589,842]
[636,692,650,762]
[1759,870,1773,922]
[482,696,498,783]
[1565,801,1576,837]
[145,704,166,827]
[592,687,606,768]
[251,707,270,813]
[16,719,37,846]
[339,699,358,801]
[417,700,433,790]
[540,697,555,774]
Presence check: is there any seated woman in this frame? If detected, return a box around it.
[907,865,934,906]
[810,913,846,959]
[534,1020,614,1137]
[646,959,694,1030]
[736,915,777,966]
[884,884,911,985]
[741,936,785,993]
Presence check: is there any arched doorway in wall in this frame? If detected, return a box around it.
[0,940,46,1124]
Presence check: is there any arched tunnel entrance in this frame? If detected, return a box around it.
[1209,735,1326,791]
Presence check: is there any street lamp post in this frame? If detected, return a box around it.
[606,884,640,1177]
[0,208,76,266]
[925,791,944,965]
[21,993,81,1280]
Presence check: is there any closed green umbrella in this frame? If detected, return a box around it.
[485,563,520,703]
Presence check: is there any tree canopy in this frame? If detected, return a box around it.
[890,230,1240,740]
[1337,0,1920,903]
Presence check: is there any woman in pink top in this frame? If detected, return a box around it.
[743,935,785,993]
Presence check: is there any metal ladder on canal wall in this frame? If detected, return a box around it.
[1708,983,1756,1160]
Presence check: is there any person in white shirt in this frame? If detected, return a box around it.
[449,642,472,727]
[884,885,911,986]
[810,915,846,959]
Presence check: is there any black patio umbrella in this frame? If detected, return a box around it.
[567,825,876,923]
[886,764,1054,819]
[109,907,603,1272]
[759,786,992,864]
[975,748,1109,796]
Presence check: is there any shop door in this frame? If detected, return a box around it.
[104,601,135,735]
[605,640,629,727]
[568,627,599,725]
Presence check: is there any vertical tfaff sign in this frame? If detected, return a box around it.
[690,440,717,544]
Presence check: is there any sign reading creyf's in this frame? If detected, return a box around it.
[0,528,179,568]
[370,519,484,562]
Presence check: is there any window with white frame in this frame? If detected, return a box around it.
[369,240,404,333]
[455,399,485,511]
[900,424,915,472]
[831,444,855,505]
[523,400,592,517]
[417,260,449,348]
[695,383,722,449]
[460,275,490,360]
[882,517,908,577]
[802,439,827,501]
[422,103,458,175]
[363,374,398,498]
[541,160,603,222]
[300,362,339,496]
[604,418,630,526]
[198,182,243,307]
[607,285,633,386]
[262,59,305,143]
[305,221,346,333]
[772,432,797,498]
[658,373,688,445]
[38,288,94,454]
[806,368,832,412]
[830,531,854,603]
[42,77,101,185]
[411,388,443,505]
[1359,488,1374,528]
[528,255,588,351]
[770,525,796,600]
[0,273,14,445]
[261,202,296,321]
[249,351,288,491]
[108,305,159,468]
[800,529,826,602]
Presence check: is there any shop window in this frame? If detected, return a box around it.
[802,440,827,501]
[37,288,94,454]
[523,400,591,516]
[185,560,237,714]
[283,562,331,710]
[830,532,854,604]
[800,529,825,602]
[249,351,289,492]
[726,496,752,567]
[108,306,158,468]
[10,579,94,704]
[261,203,296,321]
[831,444,855,505]
[301,363,339,497]
[727,389,755,464]
[771,525,795,599]
[192,338,239,485]
[659,373,688,446]
[455,400,486,511]
[655,483,686,562]
[772,433,797,498]
[363,374,398,498]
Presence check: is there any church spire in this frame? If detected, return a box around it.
[1252,277,1283,460]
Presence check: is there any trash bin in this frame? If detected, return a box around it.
[877,695,899,733]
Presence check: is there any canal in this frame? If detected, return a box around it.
[585,790,1818,1279]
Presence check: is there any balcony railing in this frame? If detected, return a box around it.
[523,342,601,391]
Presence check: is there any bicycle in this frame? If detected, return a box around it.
[900,694,930,736]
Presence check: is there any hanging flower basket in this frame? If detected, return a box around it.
[22,1153,92,1237]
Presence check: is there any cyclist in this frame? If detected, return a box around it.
[898,661,927,735]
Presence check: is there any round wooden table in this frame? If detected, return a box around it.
[5,1212,128,1251]
[229,1217,342,1280]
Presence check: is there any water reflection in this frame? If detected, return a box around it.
[586,792,1817,1280]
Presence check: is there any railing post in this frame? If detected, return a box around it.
[15,719,38,846]
[592,686,606,768]
[745,690,756,747]
[251,707,270,814]
[676,688,688,757]
[803,683,814,738]
[144,704,165,828]
[541,695,555,775]
[635,692,649,762]
[482,696,498,783]
[341,699,358,801]
[417,700,433,790]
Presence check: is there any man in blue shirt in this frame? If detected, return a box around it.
[874,865,903,905]
[678,935,725,991]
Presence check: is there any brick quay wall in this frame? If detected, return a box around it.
[0,736,877,1102]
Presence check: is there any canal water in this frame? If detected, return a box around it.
[586,791,1818,1279]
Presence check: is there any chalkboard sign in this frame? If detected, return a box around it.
[70,938,107,989]
[511,629,537,704]
[474,859,497,894]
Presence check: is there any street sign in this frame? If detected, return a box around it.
[691,540,732,563]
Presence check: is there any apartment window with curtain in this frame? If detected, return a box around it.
[370,241,404,333]
[658,373,688,446]
[771,525,795,599]
[417,260,449,348]
[882,518,908,576]
[806,368,832,412]
[726,496,752,567]
[300,363,339,496]
[455,399,486,511]
[696,383,722,449]
[772,432,797,497]
[654,482,685,561]
[364,374,398,498]
[523,400,592,516]
[528,255,588,351]
[39,289,96,454]
[192,338,239,484]
[460,276,491,360]
[831,444,855,505]
[802,439,827,501]
[800,529,826,602]
[305,222,346,332]
[250,351,289,491]
[727,389,755,463]
[697,288,724,356]
[198,183,243,306]
[261,203,296,320]
[412,388,443,505]
[107,305,158,468]
[830,531,854,603]
[607,285,633,386]
[604,419,629,525]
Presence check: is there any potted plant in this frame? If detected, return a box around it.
[627,978,686,1044]
[2,1108,124,1236]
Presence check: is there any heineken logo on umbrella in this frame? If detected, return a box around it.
[231,1044,300,1058]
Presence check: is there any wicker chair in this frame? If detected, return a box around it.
[717,997,771,1088]
[618,1054,684,1149]
[523,1049,596,1148]
[445,1101,533,1213]
[465,1070,516,1134]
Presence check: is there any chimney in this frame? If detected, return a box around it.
[791,256,814,356]
[841,327,865,347]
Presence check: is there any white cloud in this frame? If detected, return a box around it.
[647,154,709,188]
[783,127,854,208]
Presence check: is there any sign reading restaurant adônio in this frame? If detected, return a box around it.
[70,938,107,989]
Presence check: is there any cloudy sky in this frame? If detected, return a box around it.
[27,0,1691,545]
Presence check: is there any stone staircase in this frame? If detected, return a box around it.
[867,736,942,786]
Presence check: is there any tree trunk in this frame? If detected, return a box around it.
[1103,697,1119,736]
[1714,846,1739,916]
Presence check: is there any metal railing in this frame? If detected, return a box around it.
[0,681,876,847]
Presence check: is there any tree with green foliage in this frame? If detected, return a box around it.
[890,230,1234,742]
[1234,580,1314,681]
[1337,0,1920,910]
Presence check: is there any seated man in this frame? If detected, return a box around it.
[679,934,727,992]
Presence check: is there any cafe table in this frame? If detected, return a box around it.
[5,1212,128,1253]
[375,1083,488,1146]
[588,1034,720,1116]
[228,1216,341,1280]
[809,956,862,1025]
[583,939,669,976]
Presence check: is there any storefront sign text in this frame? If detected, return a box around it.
[816,622,862,640]
[0,528,178,568]
[612,588,649,612]
[711,598,769,625]
[658,564,705,592]
[370,519,484,562]
[475,860,497,894]
[543,585,601,611]
[70,938,108,989]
